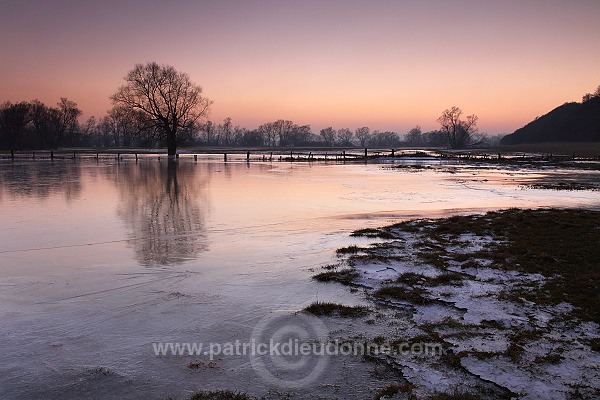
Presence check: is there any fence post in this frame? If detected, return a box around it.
[50,151,54,160]
[224,153,227,162]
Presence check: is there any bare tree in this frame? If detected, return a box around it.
[320,127,336,146]
[437,106,480,149]
[337,128,353,146]
[201,120,215,146]
[355,126,371,147]
[56,98,81,145]
[370,130,401,147]
[405,125,423,146]
[219,117,233,146]
[110,62,212,158]
[0,101,31,150]
[288,124,311,146]
[274,119,295,146]
[258,121,278,146]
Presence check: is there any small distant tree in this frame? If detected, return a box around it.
[337,128,354,146]
[355,126,371,147]
[320,127,336,146]
[405,125,422,146]
[288,124,312,146]
[582,85,600,102]
[111,62,212,158]
[370,130,401,147]
[239,129,265,146]
[258,121,278,146]
[0,101,31,150]
[437,106,481,149]
[201,121,216,146]
[56,97,82,145]
[273,119,295,146]
[218,117,233,146]
[422,130,448,147]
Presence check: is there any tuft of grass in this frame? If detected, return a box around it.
[480,319,506,330]
[395,272,427,285]
[504,342,525,363]
[348,254,403,265]
[336,245,364,255]
[87,366,112,376]
[395,271,465,287]
[189,390,251,400]
[440,351,463,369]
[426,391,483,400]
[303,301,369,318]
[589,338,600,352]
[534,352,564,364]
[421,316,475,331]
[373,382,415,400]
[427,271,465,286]
[351,228,397,239]
[312,268,359,285]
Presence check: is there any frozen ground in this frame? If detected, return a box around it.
[0,158,599,399]
[325,213,600,399]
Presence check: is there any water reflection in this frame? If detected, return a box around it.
[0,162,82,201]
[115,161,209,266]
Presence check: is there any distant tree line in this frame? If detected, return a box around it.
[1,99,494,150]
[0,98,82,150]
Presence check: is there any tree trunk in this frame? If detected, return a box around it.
[166,128,177,159]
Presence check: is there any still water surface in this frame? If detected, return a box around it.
[0,157,598,398]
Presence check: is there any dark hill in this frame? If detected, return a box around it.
[501,96,600,144]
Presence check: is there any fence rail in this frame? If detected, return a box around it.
[0,148,596,162]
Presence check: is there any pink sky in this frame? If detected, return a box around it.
[1,0,599,134]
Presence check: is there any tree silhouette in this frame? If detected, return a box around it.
[0,101,30,150]
[111,62,212,158]
[437,106,480,149]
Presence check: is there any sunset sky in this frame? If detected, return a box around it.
[1,0,599,134]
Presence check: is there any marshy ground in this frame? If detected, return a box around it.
[306,208,600,399]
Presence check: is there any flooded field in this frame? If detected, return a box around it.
[0,157,598,399]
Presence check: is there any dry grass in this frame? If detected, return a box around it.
[189,391,251,400]
[312,268,360,285]
[303,301,369,318]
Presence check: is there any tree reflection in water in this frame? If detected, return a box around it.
[116,161,209,266]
